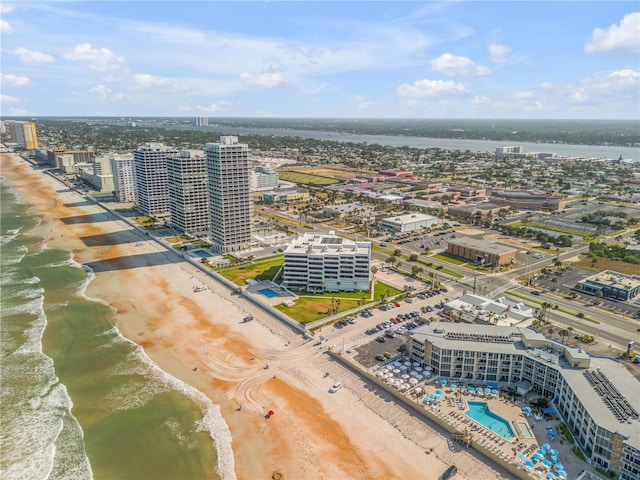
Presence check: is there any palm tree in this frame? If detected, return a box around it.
[551,277,559,291]
[559,328,569,344]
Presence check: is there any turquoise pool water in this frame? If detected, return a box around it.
[258,288,279,298]
[192,249,211,258]
[465,401,515,441]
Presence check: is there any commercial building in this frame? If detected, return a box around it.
[447,237,516,266]
[447,203,506,218]
[282,232,371,293]
[6,121,38,150]
[490,190,566,212]
[262,189,309,204]
[381,213,438,232]
[111,153,137,203]
[495,146,524,159]
[378,169,414,178]
[407,323,639,476]
[251,164,279,191]
[195,117,209,127]
[205,136,252,253]
[575,270,640,302]
[134,143,178,221]
[442,293,535,326]
[167,150,209,238]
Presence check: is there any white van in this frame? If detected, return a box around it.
[533,253,543,259]
[329,382,342,393]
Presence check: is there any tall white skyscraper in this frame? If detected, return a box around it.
[205,136,252,253]
[134,143,177,220]
[167,150,209,238]
[111,153,137,202]
[195,117,209,127]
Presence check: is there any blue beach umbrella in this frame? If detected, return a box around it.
[550,449,559,456]
[555,463,565,471]
[547,473,556,480]
[460,385,467,390]
[436,390,442,395]
[542,459,553,467]
[525,460,535,468]
[557,470,567,478]
[550,456,559,463]
[484,387,492,393]
[537,449,547,456]
[467,386,475,392]
[523,406,532,414]
[491,389,499,394]
[533,453,544,461]
[542,443,551,451]
[518,453,528,460]
[440,378,447,385]
[451,384,458,389]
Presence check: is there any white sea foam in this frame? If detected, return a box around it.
[1,305,92,480]
[108,335,237,480]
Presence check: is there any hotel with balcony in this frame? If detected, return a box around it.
[167,150,209,238]
[408,323,639,477]
[282,232,371,293]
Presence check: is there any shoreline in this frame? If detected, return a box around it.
[2,152,512,479]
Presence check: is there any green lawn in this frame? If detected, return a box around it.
[414,259,465,278]
[217,255,284,285]
[273,281,401,324]
[277,171,341,186]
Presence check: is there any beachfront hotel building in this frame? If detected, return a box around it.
[407,323,640,476]
[574,270,640,302]
[167,150,209,238]
[6,120,38,150]
[205,136,252,253]
[134,143,178,221]
[78,153,115,194]
[111,153,137,203]
[282,232,371,293]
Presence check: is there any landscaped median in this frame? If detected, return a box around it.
[505,291,600,324]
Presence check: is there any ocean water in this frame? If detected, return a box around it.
[0,180,234,480]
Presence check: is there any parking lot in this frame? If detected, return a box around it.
[533,267,640,317]
[389,228,458,254]
[352,335,407,369]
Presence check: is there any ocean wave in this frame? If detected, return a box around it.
[1,308,92,480]
[110,338,236,480]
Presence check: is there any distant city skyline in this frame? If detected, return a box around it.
[1,1,639,119]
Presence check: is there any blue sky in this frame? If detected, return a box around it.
[1,1,639,118]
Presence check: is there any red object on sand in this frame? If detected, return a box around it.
[268,410,275,416]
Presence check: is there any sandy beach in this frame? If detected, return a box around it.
[2,152,512,480]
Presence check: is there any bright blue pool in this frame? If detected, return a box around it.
[192,249,211,258]
[465,401,516,441]
[258,288,279,298]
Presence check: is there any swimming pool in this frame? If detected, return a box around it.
[516,421,534,439]
[465,401,516,441]
[258,288,279,298]
[191,249,211,258]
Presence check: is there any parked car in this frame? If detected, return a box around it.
[376,336,387,343]
[329,382,342,393]
[383,351,393,359]
[375,354,385,361]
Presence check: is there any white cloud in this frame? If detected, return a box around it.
[430,53,491,77]
[0,4,14,14]
[1,94,21,104]
[397,79,468,98]
[585,12,640,53]
[240,72,288,88]
[567,69,640,104]
[0,73,32,87]
[351,95,375,109]
[472,95,490,105]
[6,107,34,116]
[0,19,13,34]
[133,73,193,93]
[488,44,512,64]
[14,47,55,65]
[195,101,232,113]
[64,43,125,71]
[89,84,127,102]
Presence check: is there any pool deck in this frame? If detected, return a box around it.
[245,280,298,306]
[421,385,580,478]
